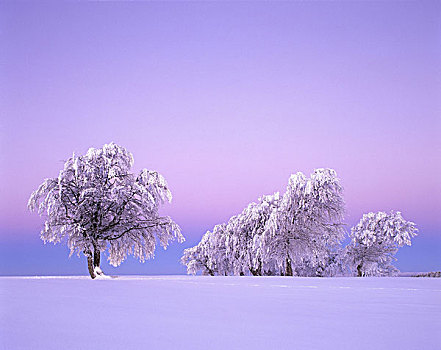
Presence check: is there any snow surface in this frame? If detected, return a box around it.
[1,276,440,350]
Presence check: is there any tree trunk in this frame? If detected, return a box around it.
[357,264,363,277]
[94,249,100,269]
[250,260,262,276]
[85,245,101,279]
[286,258,293,276]
[256,261,262,276]
[203,263,214,276]
[92,245,104,277]
[87,255,96,279]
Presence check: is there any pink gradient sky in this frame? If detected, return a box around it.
[1,1,440,244]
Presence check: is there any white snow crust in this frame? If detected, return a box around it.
[1,276,440,350]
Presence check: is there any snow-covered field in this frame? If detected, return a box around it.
[1,276,440,350]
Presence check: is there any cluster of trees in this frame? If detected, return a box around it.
[28,143,417,278]
[28,143,184,278]
[181,169,417,277]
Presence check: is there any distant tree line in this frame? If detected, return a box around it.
[181,169,417,277]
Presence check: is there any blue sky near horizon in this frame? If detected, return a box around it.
[0,2,440,275]
[1,232,440,276]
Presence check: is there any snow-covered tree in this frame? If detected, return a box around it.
[181,224,231,276]
[182,193,280,276]
[261,169,345,276]
[227,193,280,276]
[345,211,417,276]
[28,143,184,278]
[181,232,215,276]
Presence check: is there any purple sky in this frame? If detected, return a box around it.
[1,2,440,274]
